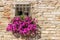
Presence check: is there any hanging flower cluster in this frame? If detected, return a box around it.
[6,16,38,36]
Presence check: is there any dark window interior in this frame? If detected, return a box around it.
[15,4,30,16]
[24,11,29,16]
[17,11,23,15]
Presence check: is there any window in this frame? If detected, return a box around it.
[15,4,30,16]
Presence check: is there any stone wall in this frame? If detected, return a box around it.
[0,0,60,40]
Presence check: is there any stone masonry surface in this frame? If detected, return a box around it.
[0,0,60,40]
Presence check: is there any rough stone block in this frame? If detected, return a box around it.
[0,7,4,12]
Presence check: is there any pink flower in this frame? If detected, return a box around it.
[6,16,38,36]
[6,24,12,31]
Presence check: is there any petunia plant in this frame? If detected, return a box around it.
[6,16,40,39]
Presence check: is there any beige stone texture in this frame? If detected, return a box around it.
[0,0,60,40]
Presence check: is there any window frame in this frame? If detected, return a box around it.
[15,4,31,16]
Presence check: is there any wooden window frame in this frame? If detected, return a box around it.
[15,4,31,16]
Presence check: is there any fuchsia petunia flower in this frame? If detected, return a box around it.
[6,24,13,31]
[6,16,37,36]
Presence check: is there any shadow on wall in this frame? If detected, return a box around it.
[13,25,41,40]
